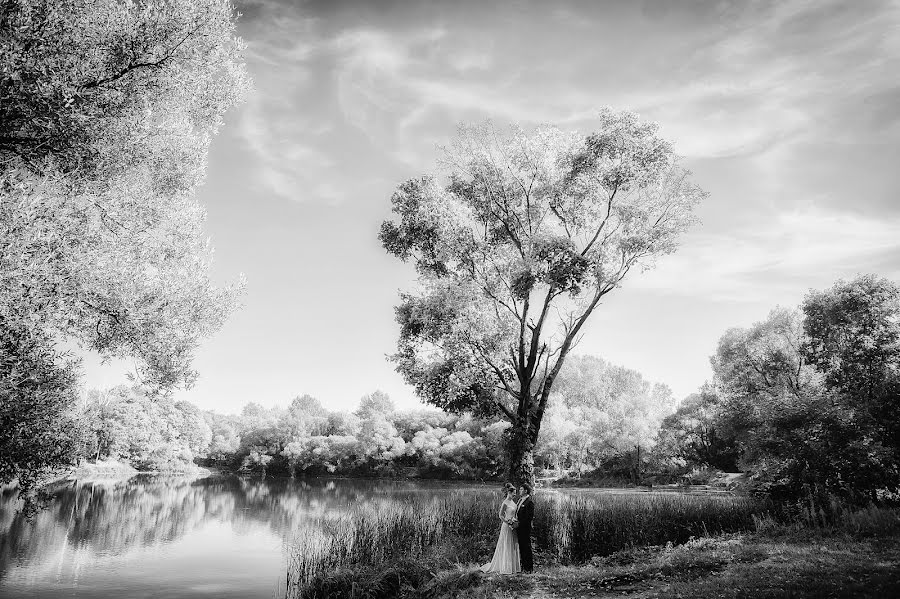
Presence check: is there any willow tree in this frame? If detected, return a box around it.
[380,111,706,483]
[1,0,249,389]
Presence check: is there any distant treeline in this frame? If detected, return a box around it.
[69,354,680,481]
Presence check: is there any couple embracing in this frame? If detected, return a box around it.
[480,482,534,575]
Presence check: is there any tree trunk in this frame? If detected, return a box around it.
[634,444,641,484]
[507,423,536,486]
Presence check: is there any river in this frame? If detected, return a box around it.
[0,474,503,599]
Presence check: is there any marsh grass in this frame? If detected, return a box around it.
[284,489,759,598]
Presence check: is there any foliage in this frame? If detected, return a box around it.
[538,355,677,477]
[60,271,900,508]
[0,0,248,390]
[380,112,705,483]
[802,275,900,452]
[0,318,78,494]
[677,277,900,503]
[189,374,672,482]
[356,390,396,419]
[655,384,740,472]
[74,385,212,471]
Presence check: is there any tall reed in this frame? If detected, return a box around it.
[284,489,759,597]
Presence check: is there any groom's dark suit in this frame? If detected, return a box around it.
[516,495,534,572]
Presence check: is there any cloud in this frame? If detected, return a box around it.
[633,204,900,303]
[231,3,352,203]
[231,0,900,216]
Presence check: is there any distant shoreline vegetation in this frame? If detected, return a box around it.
[61,375,691,490]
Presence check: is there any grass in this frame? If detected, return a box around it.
[458,505,900,599]
[283,489,760,598]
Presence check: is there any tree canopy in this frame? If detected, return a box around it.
[380,111,706,482]
[660,278,900,502]
[0,0,249,389]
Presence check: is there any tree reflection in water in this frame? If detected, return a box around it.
[0,475,492,597]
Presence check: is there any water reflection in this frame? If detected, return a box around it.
[0,475,495,598]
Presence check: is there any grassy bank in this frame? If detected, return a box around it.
[286,504,900,599]
[439,505,900,599]
[284,490,759,598]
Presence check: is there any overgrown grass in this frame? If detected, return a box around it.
[379,506,900,599]
[284,489,760,598]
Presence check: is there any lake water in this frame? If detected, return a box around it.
[0,475,503,599]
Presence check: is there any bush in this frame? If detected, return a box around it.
[0,319,79,496]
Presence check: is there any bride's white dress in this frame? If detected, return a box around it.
[480,498,521,574]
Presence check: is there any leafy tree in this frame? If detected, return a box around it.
[355,390,396,419]
[711,302,899,502]
[550,355,677,480]
[0,0,248,389]
[0,318,78,495]
[234,402,291,474]
[173,400,213,456]
[74,385,213,470]
[280,394,329,439]
[802,275,900,450]
[408,427,482,477]
[240,450,272,476]
[712,308,814,400]
[655,384,740,471]
[355,415,406,469]
[380,112,705,483]
[203,411,241,464]
[75,388,129,461]
[393,408,456,441]
[283,435,358,474]
[289,394,328,417]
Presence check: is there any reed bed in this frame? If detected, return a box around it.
[284,489,760,598]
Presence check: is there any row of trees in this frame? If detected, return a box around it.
[65,354,677,481]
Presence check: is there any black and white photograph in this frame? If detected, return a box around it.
[2,1,899,597]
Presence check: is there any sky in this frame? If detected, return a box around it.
[83,0,900,415]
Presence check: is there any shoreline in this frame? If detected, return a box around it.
[17,460,216,495]
[11,466,744,504]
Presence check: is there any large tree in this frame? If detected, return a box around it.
[379,112,705,483]
[802,275,900,456]
[711,300,900,502]
[1,0,248,389]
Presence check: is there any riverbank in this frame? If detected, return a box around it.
[289,505,900,599]
[548,471,748,495]
[438,519,900,598]
[16,460,213,496]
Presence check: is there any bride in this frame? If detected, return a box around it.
[480,483,521,574]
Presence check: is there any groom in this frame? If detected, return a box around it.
[515,483,534,573]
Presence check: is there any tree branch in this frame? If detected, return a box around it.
[581,183,619,256]
[80,21,206,90]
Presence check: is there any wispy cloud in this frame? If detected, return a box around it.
[231,2,348,203]
[634,204,900,302]
[232,0,900,222]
